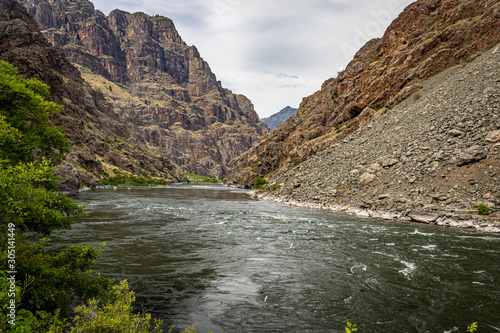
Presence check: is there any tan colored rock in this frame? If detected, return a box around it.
[409,210,439,224]
[359,172,375,185]
[457,146,487,166]
[486,130,500,143]
[381,157,399,168]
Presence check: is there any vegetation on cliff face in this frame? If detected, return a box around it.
[227,0,500,187]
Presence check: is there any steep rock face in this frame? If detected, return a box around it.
[228,0,500,186]
[0,0,187,191]
[262,106,297,131]
[259,45,500,231]
[20,0,268,176]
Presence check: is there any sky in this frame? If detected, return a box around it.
[91,0,415,118]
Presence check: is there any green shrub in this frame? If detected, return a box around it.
[253,176,268,189]
[335,124,341,133]
[476,203,489,216]
[413,92,422,101]
[182,172,221,183]
[0,61,70,164]
[71,280,163,333]
[292,157,303,167]
[373,102,383,111]
[271,184,280,191]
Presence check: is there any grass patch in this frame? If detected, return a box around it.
[373,102,384,111]
[100,174,169,186]
[292,157,303,167]
[182,172,221,183]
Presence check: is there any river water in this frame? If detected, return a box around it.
[49,185,500,333]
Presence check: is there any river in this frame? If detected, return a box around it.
[48,185,500,333]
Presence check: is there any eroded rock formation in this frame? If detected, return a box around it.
[18,0,268,177]
[0,0,189,191]
[228,0,500,186]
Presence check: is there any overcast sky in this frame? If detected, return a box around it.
[91,0,415,118]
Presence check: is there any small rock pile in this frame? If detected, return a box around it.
[259,45,500,233]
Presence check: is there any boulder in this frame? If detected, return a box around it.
[359,172,375,185]
[381,158,399,168]
[486,130,500,143]
[409,210,439,224]
[457,146,486,166]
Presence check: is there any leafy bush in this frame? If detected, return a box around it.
[182,172,221,183]
[12,240,114,316]
[292,157,303,167]
[71,280,163,333]
[0,159,84,235]
[0,61,164,333]
[373,102,384,111]
[476,203,489,216]
[253,176,268,189]
[271,184,280,191]
[0,61,70,164]
[467,322,478,333]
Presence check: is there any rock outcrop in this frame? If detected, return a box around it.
[256,44,500,232]
[0,0,188,191]
[18,0,268,177]
[227,0,500,186]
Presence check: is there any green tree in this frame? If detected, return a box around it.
[0,61,70,164]
[0,159,84,235]
[0,60,164,333]
[253,176,268,189]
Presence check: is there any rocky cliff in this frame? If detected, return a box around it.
[258,44,500,232]
[227,0,500,186]
[0,0,189,191]
[262,106,297,131]
[18,0,268,177]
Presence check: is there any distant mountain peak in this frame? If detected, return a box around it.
[262,106,297,131]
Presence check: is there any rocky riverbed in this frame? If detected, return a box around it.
[253,44,500,233]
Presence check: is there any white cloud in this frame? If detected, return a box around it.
[91,0,415,117]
